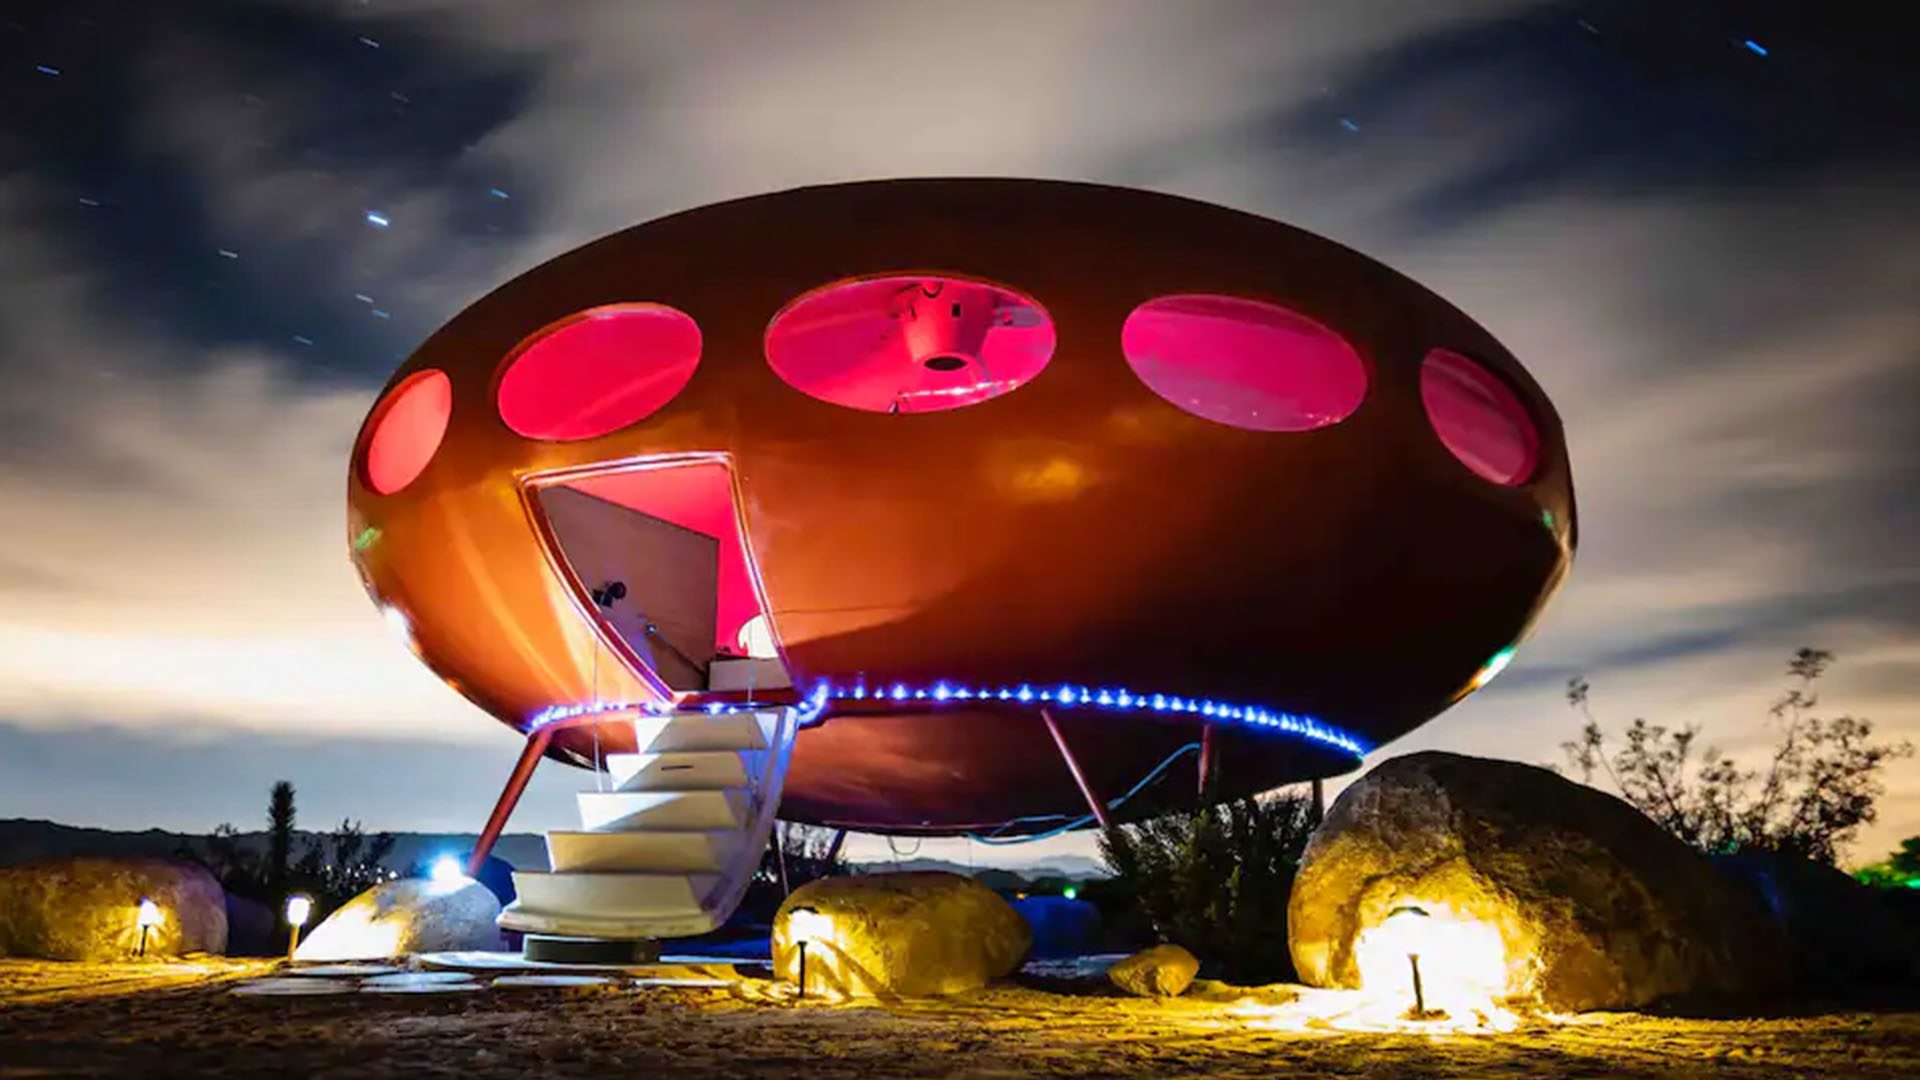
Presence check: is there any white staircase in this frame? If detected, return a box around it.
[499,706,797,940]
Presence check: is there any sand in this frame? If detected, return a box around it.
[3,958,1919,1078]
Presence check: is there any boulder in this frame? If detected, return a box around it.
[773,871,1031,997]
[294,878,502,961]
[1010,894,1102,958]
[1289,752,1787,1012]
[1107,943,1200,997]
[0,857,228,960]
[1714,850,1920,991]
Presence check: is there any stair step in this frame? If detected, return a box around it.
[606,750,748,791]
[629,711,769,753]
[546,830,744,873]
[576,790,748,832]
[502,871,722,939]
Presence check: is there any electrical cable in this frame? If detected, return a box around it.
[964,741,1201,845]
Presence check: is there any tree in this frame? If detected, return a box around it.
[266,780,297,894]
[1563,648,1911,865]
[1097,788,1317,983]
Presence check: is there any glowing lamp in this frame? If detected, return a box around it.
[135,897,163,957]
[1382,904,1434,1018]
[1061,886,1078,901]
[786,906,834,999]
[429,855,469,890]
[285,893,315,960]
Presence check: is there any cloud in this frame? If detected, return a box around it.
[2,0,1916,859]
[0,180,490,744]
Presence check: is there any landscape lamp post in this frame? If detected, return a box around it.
[1383,904,1432,1018]
[135,898,162,958]
[788,906,822,1000]
[285,894,314,961]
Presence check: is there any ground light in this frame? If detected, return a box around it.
[1382,905,1439,1019]
[1062,886,1078,900]
[786,906,830,999]
[430,855,469,890]
[285,894,314,960]
[135,898,162,957]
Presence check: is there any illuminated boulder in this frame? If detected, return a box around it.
[1289,752,1787,1012]
[294,878,502,961]
[0,857,227,961]
[1107,943,1200,997]
[773,871,1030,997]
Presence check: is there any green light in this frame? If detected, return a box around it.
[1062,886,1078,901]
[352,525,382,552]
[1540,508,1556,532]
[1470,645,1518,692]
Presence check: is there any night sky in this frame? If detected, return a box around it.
[3,1,1917,868]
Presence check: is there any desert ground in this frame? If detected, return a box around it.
[4,958,1920,1079]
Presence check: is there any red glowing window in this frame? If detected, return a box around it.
[363,369,452,495]
[1120,295,1367,432]
[497,304,701,441]
[1421,348,1539,486]
[765,275,1054,413]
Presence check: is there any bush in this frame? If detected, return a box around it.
[1564,648,1911,865]
[1097,789,1316,984]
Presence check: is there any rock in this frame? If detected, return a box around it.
[294,878,502,961]
[0,857,228,960]
[1714,850,1920,990]
[1106,943,1199,997]
[1289,752,1787,1012]
[773,871,1031,997]
[1011,895,1102,958]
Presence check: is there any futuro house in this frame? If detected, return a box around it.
[347,179,1574,940]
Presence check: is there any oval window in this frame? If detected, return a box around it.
[765,275,1054,413]
[363,369,452,495]
[497,304,702,441]
[1121,294,1367,432]
[1420,348,1539,486]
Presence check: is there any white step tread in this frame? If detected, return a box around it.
[546,830,745,874]
[606,750,750,791]
[502,871,722,938]
[629,712,769,753]
[576,790,748,832]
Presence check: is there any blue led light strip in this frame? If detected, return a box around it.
[531,679,1366,757]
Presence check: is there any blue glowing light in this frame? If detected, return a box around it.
[365,210,391,228]
[429,855,467,889]
[1338,117,1360,133]
[529,678,1367,757]
[489,187,511,200]
[36,64,60,76]
[1742,39,1768,57]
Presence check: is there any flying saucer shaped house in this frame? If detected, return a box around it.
[347,179,1574,941]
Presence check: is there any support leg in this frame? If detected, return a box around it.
[469,728,553,877]
[1041,708,1112,830]
[1311,778,1325,824]
[824,828,849,866]
[1197,722,1216,800]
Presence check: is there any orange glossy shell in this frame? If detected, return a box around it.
[347,179,1575,834]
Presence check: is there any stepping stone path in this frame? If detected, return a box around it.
[230,955,745,997]
[361,971,484,993]
[231,978,360,997]
[490,975,612,989]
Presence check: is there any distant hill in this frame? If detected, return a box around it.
[0,819,551,872]
[853,855,1110,881]
[0,819,1113,882]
